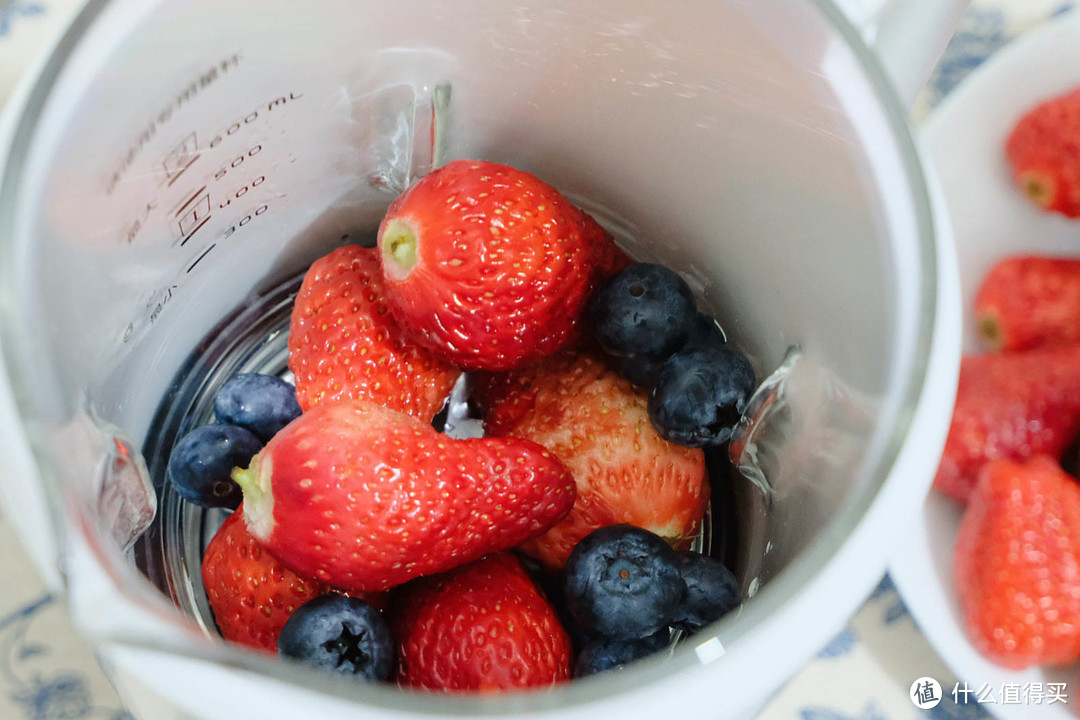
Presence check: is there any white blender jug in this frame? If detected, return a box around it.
[0,0,965,718]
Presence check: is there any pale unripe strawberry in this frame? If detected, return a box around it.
[477,351,708,569]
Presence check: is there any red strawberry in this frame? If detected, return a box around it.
[288,244,460,419]
[479,351,709,569]
[201,508,327,653]
[232,397,576,592]
[955,456,1080,669]
[975,256,1080,351]
[1006,87,1080,217]
[933,346,1080,504]
[391,552,571,691]
[578,207,632,281]
[377,160,597,371]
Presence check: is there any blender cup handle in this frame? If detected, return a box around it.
[837,0,970,108]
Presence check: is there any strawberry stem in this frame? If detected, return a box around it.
[231,465,260,500]
[977,313,1003,351]
[231,456,274,541]
[381,219,418,278]
[1018,171,1054,208]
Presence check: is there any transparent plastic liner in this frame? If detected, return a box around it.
[132,269,769,648]
[136,276,301,637]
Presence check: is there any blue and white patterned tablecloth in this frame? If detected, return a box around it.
[0,1,1073,719]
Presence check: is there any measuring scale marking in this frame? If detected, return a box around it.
[162,131,200,189]
[106,54,243,196]
[122,76,453,349]
[120,84,307,346]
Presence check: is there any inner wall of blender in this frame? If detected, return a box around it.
[14,0,904,649]
[133,232,760,639]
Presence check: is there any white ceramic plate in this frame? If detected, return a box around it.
[890,10,1080,720]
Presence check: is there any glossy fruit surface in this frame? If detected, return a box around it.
[612,311,727,389]
[934,345,1080,503]
[202,509,326,652]
[377,159,596,371]
[391,552,572,691]
[588,263,697,360]
[955,456,1080,668]
[648,345,756,448]
[573,631,669,678]
[278,594,394,681]
[682,312,727,352]
[288,244,459,420]
[564,524,685,640]
[167,424,262,509]
[233,397,576,592]
[213,373,301,442]
[670,551,741,632]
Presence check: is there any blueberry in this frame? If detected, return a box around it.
[683,312,727,352]
[648,345,756,448]
[612,354,666,388]
[166,424,262,508]
[213,373,301,442]
[670,552,741,632]
[277,594,394,681]
[613,312,727,388]
[574,630,669,678]
[588,263,697,360]
[564,524,685,640]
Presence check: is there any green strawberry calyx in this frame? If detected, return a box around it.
[231,454,275,542]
